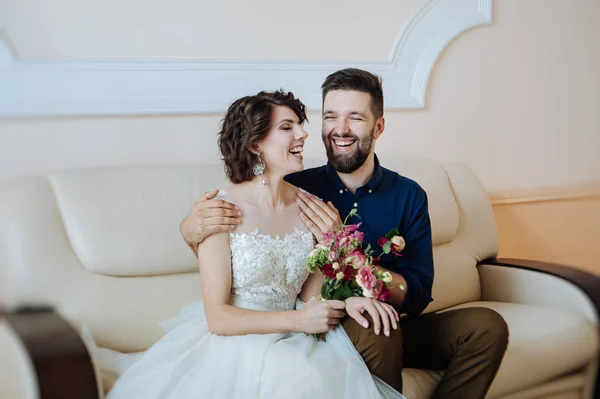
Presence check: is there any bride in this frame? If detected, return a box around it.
[106,90,406,399]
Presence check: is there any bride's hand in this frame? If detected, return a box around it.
[295,297,346,334]
[345,297,399,337]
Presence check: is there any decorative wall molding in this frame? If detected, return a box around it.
[0,0,492,118]
[489,183,600,205]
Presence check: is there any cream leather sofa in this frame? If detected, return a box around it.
[1,157,599,399]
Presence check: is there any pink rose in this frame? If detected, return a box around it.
[328,250,337,262]
[345,250,367,269]
[371,279,384,297]
[356,266,377,298]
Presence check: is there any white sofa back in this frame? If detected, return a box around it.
[0,157,498,353]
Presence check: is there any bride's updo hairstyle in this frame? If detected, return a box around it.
[217,90,308,183]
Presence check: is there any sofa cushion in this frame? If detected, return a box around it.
[46,158,463,277]
[449,302,596,398]
[426,242,481,313]
[401,301,597,398]
[401,368,442,398]
[377,156,459,246]
[48,165,228,276]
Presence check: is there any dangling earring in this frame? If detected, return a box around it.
[253,153,267,186]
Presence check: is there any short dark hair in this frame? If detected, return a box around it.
[321,68,384,119]
[217,90,308,184]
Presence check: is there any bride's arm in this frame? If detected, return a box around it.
[198,232,295,335]
[198,232,345,336]
[298,269,324,303]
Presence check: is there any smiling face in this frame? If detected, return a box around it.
[256,105,308,177]
[322,90,384,173]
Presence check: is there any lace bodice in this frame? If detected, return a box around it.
[229,228,315,311]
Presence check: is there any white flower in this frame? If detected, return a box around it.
[391,236,405,251]
[382,271,393,284]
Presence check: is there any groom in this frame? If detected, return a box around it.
[180,68,508,398]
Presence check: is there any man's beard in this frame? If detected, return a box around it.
[323,130,374,174]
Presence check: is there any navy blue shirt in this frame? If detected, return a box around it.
[285,155,434,317]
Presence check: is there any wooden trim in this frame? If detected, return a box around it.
[3,307,99,399]
[488,183,600,205]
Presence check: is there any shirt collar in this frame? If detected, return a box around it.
[324,154,384,193]
[368,154,384,191]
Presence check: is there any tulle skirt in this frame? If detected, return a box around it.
[105,299,405,399]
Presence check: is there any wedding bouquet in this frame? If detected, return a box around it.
[305,209,405,340]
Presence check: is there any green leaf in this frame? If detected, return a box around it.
[382,241,392,254]
[321,281,330,299]
[332,285,353,301]
[385,228,400,240]
[364,243,372,254]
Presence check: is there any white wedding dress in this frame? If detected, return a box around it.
[105,191,406,399]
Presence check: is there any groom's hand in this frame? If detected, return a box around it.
[297,191,342,242]
[180,189,242,256]
[345,297,399,337]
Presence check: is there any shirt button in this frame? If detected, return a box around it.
[339,189,343,194]
[368,189,372,193]
[353,202,358,207]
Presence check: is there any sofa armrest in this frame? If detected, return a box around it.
[479,258,600,399]
[2,306,99,399]
[478,258,600,324]
[0,318,38,399]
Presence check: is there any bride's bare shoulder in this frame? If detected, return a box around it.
[218,184,245,203]
[284,182,321,202]
[282,182,302,204]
